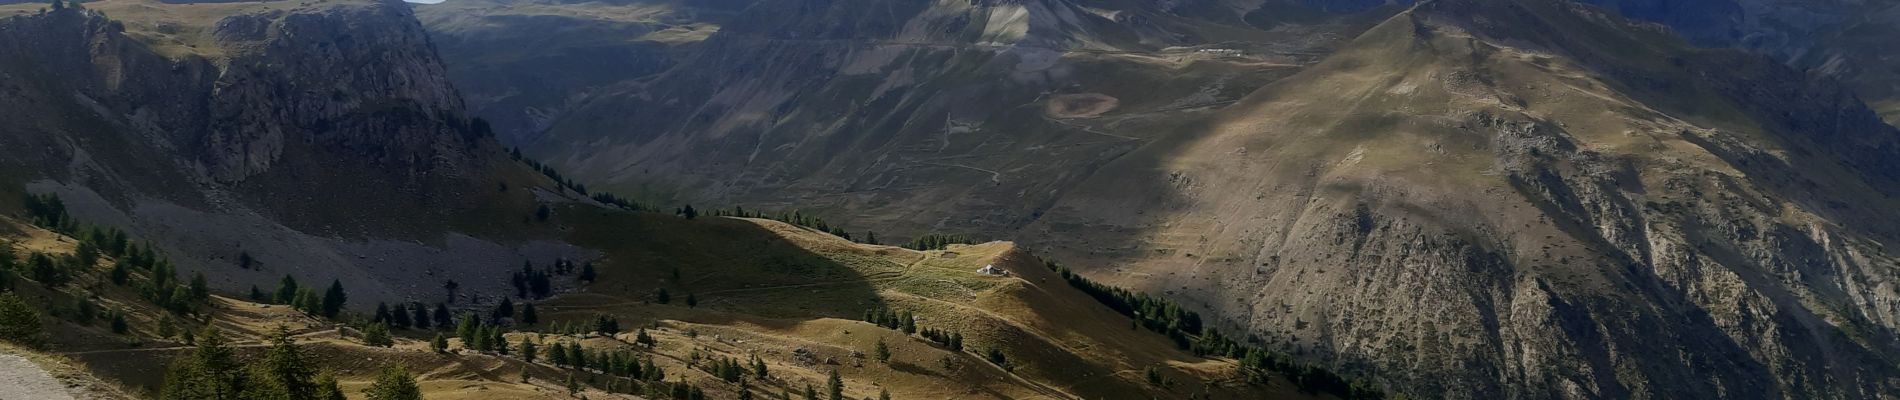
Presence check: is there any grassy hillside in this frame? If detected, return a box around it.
[0,187,1335,399]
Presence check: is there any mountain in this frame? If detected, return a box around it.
[0,0,573,307]
[0,2,1336,398]
[428,0,1900,398]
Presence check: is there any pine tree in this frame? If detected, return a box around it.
[363,366,423,400]
[433,304,453,328]
[880,389,891,400]
[251,286,270,303]
[314,372,347,400]
[492,328,509,355]
[297,289,321,315]
[190,272,210,302]
[579,262,596,283]
[373,302,391,324]
[565,374,580,395]
[363,323,394,347]
[411,304,432,330]
[247,325,318,399]
[804,384,818,400]
[751,354,769,379]
[827,369,844,400]
[0,292,42,347]
[521,303,538,325]
[109,262,129,285]
[431,333,449,354]
[493,298,515,322]
[655,288,670,304]
[275,275,299,304]
[521,337,538,363]
[457,313,479,345]
[548,342,570,366]
[874,338,891,363]
[635,328,655,348]
[320,279,347,318]
[109,310,128,334]
[685,293,697,308]
[390,303,412,329]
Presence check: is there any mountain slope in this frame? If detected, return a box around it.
[436,0,1900,398]
[0,0,577,307]
[1024,0,1900,397]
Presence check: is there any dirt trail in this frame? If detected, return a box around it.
[0,354,77,400]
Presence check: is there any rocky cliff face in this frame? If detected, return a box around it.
[0,0,549,305]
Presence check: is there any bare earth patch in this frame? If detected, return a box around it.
[1045,93,1120,118]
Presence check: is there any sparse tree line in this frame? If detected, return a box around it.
[861,307,966,353]
[1044,260,1391,399]
[247,275,351,320]
[899,233,979,251]
[160,325,424,400]
[705,206,868,242]
[511,148,591,197]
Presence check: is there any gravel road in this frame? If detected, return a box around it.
[0,353,76,400]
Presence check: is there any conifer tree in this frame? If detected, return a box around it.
[411,304,432,330]
[0,292,42,347]
[635,328,655,348]
[521,337,538,363]
[320,279,347,318]
[190,272,210,302]
[874,338,891,363]
[247,325,318,399]
[390,303,412,329]
[493,298,515,322]
[433,304,452,328]
[362,366,423,400]
[431,333,449,354]
[314,372,347,400]
[457,313,479,344]
[363,323,394,347]
[827,369,844,400]
[521,303,538,325]
[275,275,299,304]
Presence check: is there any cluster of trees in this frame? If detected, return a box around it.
[918,327,964,351]
[21,193,73,232]
[254,276,348,319]
[1236,347,1386,399]
[510,262,555,299]
[371,301,453,330]
[454,313,513,354]
[900,233,979,251]
[590,192,646,212]
[511,149,589,196]
[703,207,864,241]
[702,356,748,383]
[16,193,208,315]
[544,339,665,381]
[1047,261,1202,344]
[1044,260,1386,399]
[510,259,593,299]
[160,325,423,400]
[863,307,964,352]
[862,308,916,333]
